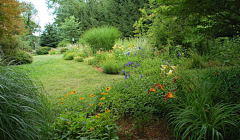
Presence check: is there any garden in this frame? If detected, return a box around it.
[1,0,240,140]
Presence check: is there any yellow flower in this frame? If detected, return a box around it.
[73,90,77,94]
[66,112,69,114]
[106,87,111,91]
[105,92,109,95]
[171,66,177,71]
[99,103,103,106]
[90,94,95,98]
[105,109,110,113]
[101,92,105,95]
[89,104,93,106]
[66,121,70,124]
[61,101,64,104]
[167,70,173,77]
[161,65,168,71]
[64,94,69,98]
[96,114,101,118]
[59,98,63,101]
[90,127,94,131]
[79,97,84,100]
[100,97,106,101]
[69,92,72,95]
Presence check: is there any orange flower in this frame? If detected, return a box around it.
[101,92,105,95]
[148,88,156,94]
[59,98,63,101]
[164,92,174,101]
[79,97,84,100]
[96,114,101,118]
[105,109,110,113]
[90,127,94,131]
[100,97,106,100]
[153,83,165,90]
[99,103,103,106]
[73,90,77,94]
[106,87,111,91]
[90,94,95,98]
[61,101,64,104]
[64,94,69,98]
[69,92,72,95]
[66,121,70,124]
[105,93,109,95]
[89,104,93,106]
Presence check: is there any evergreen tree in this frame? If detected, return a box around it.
[40,23,59,47]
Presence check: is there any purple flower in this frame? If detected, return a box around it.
[177,54,180,57]
[128,61,132,65]
[153,48,155,51]
[130,83,132,85]
[127,86,128,88]
[129,74,130,77]
[141,75,143,78]
[137,64,140,66]
[152,58,153,60]
[127,52,130,56]
[134,65,137,68]
[139,46,141,50]
[124,64,126,67]
[133,62,135,65]
[122,70,125,74]
[135,53,136,55]
[168,60,169,63]
[125,74,127,79]
[162,60,163,62]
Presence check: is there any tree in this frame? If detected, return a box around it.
[59,16,82,43]
[40,23,59,47]
[0,0,27,38]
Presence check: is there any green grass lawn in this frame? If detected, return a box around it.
[19,54,123,109]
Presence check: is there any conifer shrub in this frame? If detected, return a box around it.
[36,47,51,55]
[81,26,121,54]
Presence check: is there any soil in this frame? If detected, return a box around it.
[93,66,103,72]
[117,116,175,140]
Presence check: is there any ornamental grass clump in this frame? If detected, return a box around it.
[80,26,121,54]
[0,61,50,140]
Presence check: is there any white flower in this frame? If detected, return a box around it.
[171,65,177,71]
[161,65,168,71]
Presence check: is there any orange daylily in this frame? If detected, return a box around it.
[164,92,174,101]
[153,83,166,90]
[148,88,156,94]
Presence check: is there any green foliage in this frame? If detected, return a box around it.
[59,16,82,43]
[101,60,122,74]
[15,50,33,64]
[0,61,50,140]
[165,68,240,140]
[81,26,121,53]
[63,51,78,60]
[59,47,68,54]
[74,56,83,62]
[48,49,57,55]
[36,47,51,55]
[58,40,70,48]
[83,56,95,65]
[40,23,59,48]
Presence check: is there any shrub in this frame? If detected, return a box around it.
[101,60,122,74]
[58,40,70,48]
[81,26,121,53]
[59,47,68,53]
[15,50,33,64]
[84,56,95,65]
[63,51,77,60]
[0,61,50,140]
[36,47,51,55]
[48,48,57,55]
[74,56,84,62]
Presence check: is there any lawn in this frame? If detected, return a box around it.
[20,54,123,109]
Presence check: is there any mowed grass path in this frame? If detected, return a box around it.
[20,54,123,108]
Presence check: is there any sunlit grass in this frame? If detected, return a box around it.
[17,54,124,112]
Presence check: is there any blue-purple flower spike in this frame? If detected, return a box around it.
[141,75,143,78]
[139,46,141,50]
[177,54,180,57]
[153,48,155,51]
[125,74,127,79]
[127,52,130,56]
[122,70,125,74]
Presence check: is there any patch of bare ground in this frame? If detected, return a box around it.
[117,116,175,140]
